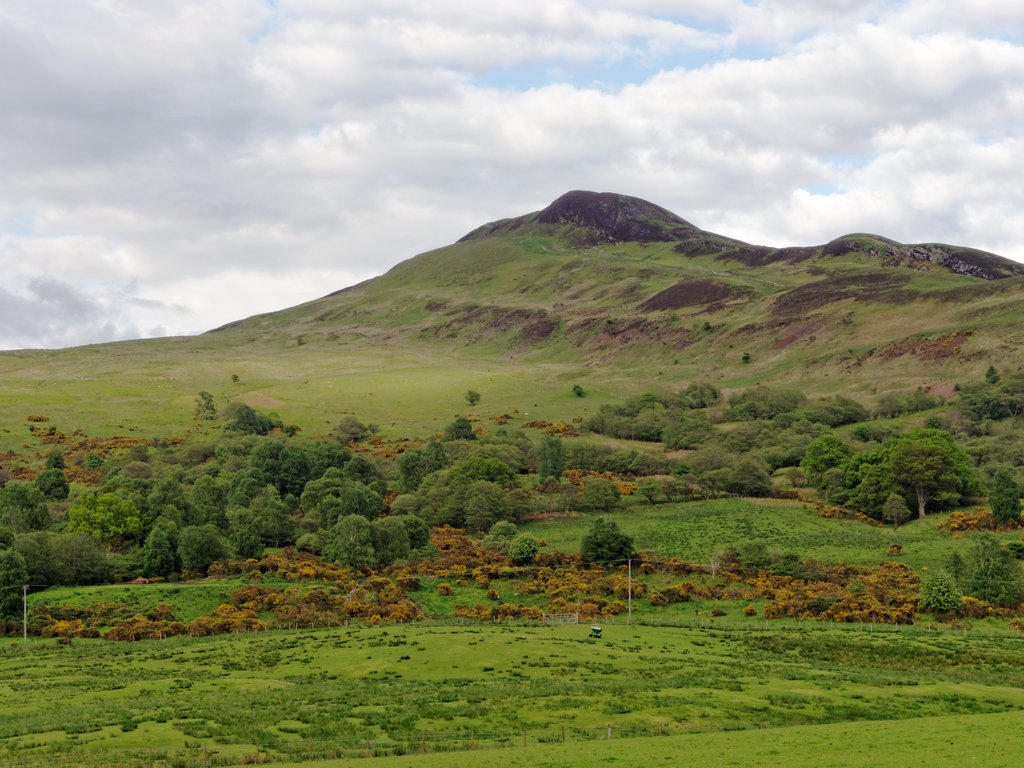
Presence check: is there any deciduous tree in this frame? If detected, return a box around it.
[444,416,476,441]
[800,434,851,487]
[989,468,1021,525]
[890,433,974,519]
[580,517,633,564]
[228,509,264,560]
[67,493,145,547]
[194,391,217,420]
[35,468,69,501]
[537,435,566,482]
[0,481,49,532]
[189,475,229,531]
[0,549,28,617]
[508,534,540,564]
[371,516,410,567]
[178,524,230,574]
[919,571,962,616]
[882,491,912,529]
[581,477,620,513]
[143,518,181,578]
[965,533,1023,607]
[323,514,376,568]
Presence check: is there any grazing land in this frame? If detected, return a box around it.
[5,621,1024,767]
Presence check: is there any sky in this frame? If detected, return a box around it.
[1,0,1023,350]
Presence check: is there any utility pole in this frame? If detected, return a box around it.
[23,585,28,647]
[627,559,632,625]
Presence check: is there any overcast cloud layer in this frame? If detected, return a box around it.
[1,1,1022,349]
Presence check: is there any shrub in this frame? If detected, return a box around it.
[918,571,962,616]
[508,534,540,564]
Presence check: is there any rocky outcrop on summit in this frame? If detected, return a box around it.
[535,190,698,243]
[822,235,1024,280]
[457,190,698,244]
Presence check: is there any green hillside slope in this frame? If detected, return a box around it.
[2,190,1023,448]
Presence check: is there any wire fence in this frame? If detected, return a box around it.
[3,721,680,768]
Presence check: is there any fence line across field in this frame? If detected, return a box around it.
[542,611,580,624]
[5,721,676,767]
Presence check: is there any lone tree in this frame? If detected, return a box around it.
[465,390,481,407]
[882,491,913,529]
[919,571,962,616]
[580,517,633,564]
[508,533,540,564]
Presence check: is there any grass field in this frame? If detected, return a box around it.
[0,339,617,459]
[317,711,1024,768]
[4,621,1024,767]
[524,498,967,572]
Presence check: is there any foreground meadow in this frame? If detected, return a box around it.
[4,621,1024,767]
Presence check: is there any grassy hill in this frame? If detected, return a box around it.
[2,190,1024,459]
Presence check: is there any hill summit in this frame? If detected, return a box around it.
[460,190,696,245]
[201,189,1024,401]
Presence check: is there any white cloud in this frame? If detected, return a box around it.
[1,0,1023,349]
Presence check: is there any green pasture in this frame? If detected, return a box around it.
[525,498,970,572]
[27,573,296,625]
[4,621,1024,767]
[0,338,623,459]
[310,711,1024,768]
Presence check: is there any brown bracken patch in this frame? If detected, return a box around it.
[877,331,975,362]
[639,279,755,312]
